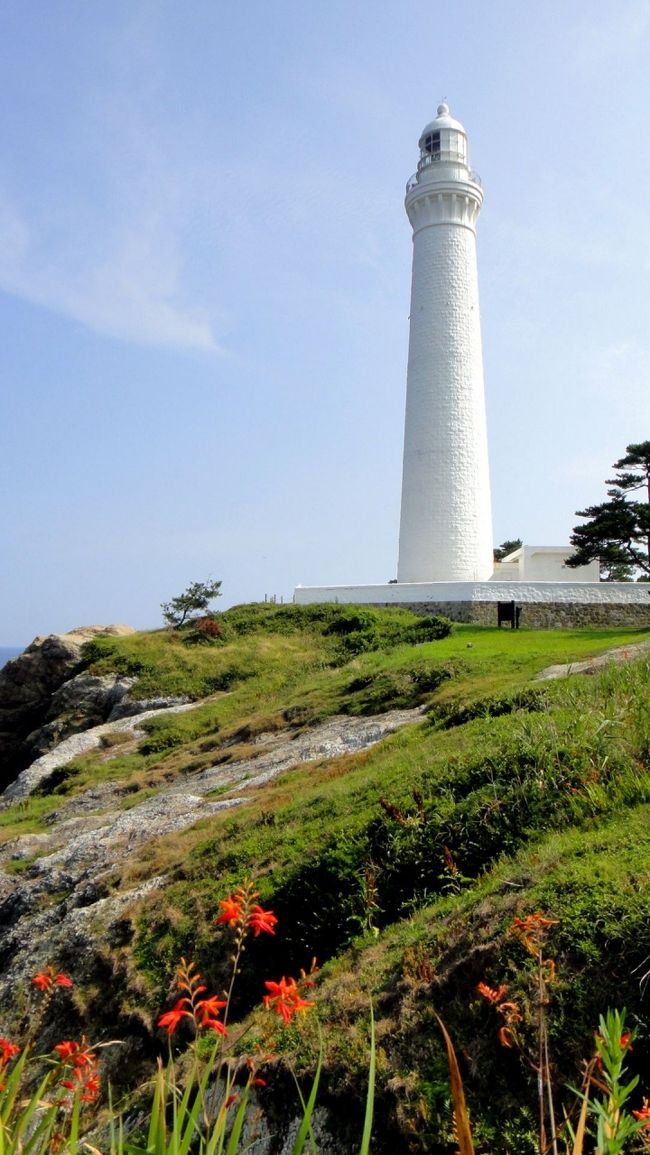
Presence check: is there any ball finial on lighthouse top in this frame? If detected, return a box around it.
[416,102,470,172]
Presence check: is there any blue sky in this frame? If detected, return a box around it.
[2,1,649,643]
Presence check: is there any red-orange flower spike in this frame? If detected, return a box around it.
[201,1017,228,1036]
[158,998,193,1035]
[216,882,279,941]
[32,966,73,992]
[80,1073,100,1102]
[263,976,315,1025]
[216,896,244,927]
[196,994,227,1021]
[511,912,558,955]
[633,1097,650,1128]
[196,999,228,1034]
[54,1038,96,1067]
[477,981,508,1004]
[248,904,278,937]
[0,1039,19,1064]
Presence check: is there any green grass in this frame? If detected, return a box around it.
[2,605,650,1152]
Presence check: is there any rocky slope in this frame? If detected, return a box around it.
[1,608,649,1153]
[0,617,428,1117]
[0,702,423,1004]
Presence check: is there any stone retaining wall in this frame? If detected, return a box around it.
[370,600,650,629]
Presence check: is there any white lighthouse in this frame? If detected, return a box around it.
[396,104,493,583]
[294,107,624,623]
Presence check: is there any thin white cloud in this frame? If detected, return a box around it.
[0,190,218,351]
[0,7,221,354]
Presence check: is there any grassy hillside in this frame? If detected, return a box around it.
[2,603,650,1152]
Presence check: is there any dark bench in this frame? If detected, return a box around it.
[497,601,522,629]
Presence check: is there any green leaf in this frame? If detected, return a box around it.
[358,1006,376,1155]
[290,1048,322,1155]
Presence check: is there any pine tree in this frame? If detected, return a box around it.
[566,442,650,580]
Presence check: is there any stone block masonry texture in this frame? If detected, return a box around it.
[372,601,650,629]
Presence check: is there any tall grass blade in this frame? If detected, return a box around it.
[68,1088,82,1154]
[435,1013,475,1155]
[358,1005,376,1155]
[571,1084,591,1155]
[146,1061,168,1155]
[0,1047,31,1124]
[224,1085,251,1155]
[290,1050,322,1155]
[10,1068,55,1151]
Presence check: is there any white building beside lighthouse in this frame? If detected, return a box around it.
[397,103,493,583]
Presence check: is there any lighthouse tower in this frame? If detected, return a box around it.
[397,104,493,583]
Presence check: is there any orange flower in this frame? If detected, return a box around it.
[216,896,244,927]
[477,981,508,1004]
[158,998,193,1035]
[633,1097,650,1128]
[80,1072,100,1102]
[196,992,228,1034]
[263,977,315,1025]
[511,912,558,956]
[32,967,73,992]
[201,1016,228,1036]
[216,883,279,939]
[159,964,229,1037]
[60,1065,100,1103]
[54,1039,96,1068]
[248,904,278,937]
[196,994,227,1023]
[0,1039,19,1064]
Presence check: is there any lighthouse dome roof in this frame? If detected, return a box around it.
[419,103,466,139]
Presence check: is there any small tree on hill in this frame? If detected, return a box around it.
[566,441,650,581]
[161,579,222,628]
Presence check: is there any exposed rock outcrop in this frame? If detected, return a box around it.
[0,705,424,1019]
[536,638,650,680]
[0,625,135,788]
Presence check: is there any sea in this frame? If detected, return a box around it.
[0,646,23,670]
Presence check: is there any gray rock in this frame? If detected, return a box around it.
[2,700,202,801]
[107,693,190,721]
[536,638,650,680]
[26,673,137,754]
[0,625,135,788]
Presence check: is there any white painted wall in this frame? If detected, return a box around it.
[294,581,650,606]
[397,107,493,583]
